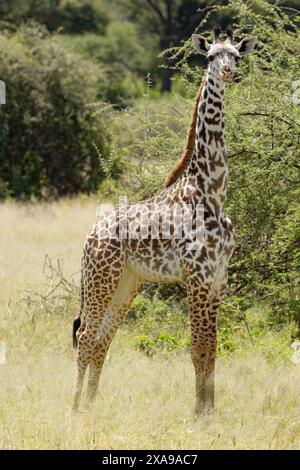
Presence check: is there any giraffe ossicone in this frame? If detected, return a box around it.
[72,27,256,415]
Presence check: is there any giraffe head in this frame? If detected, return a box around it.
[192,26,256,83]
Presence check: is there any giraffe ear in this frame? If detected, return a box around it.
[235,37,256,56]
[192,34,211,56]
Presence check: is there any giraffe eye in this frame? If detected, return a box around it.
[208,55,214,62]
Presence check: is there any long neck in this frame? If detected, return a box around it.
[186,72,227,215]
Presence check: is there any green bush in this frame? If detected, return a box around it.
[0,23,111,199]
[130,291,297,359]
[0,0,108,34]
[60,20,155,105]
[134,333,189,357]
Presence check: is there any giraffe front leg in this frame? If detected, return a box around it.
[187,277,217,416]
[191,321,217,415]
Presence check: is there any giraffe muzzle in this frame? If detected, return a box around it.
[222,67,233,83]
[222,72,232,83]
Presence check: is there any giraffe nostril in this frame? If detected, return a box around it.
[222,67,233,83]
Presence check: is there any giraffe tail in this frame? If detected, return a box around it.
[72,273,84,349]
[72,315,81,349]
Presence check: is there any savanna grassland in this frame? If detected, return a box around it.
[0,0,300,452]
[0,199,299,450]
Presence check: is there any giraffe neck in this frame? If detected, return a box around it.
[185,72,227,216]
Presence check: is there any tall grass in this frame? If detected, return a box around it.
[0,199,299,449]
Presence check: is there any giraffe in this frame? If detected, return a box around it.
[72,27,256,415]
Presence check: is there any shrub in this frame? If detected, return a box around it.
[0,0,108,34]
[134,333,189,357]
[0,23,110,199]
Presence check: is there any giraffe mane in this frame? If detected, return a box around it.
[165,71,207,188]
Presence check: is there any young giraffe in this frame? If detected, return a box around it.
[72,27,256,415]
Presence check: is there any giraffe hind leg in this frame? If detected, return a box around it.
[72,239,125,412]
[86,267,143,405]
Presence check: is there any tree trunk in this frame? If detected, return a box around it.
[161,0,173,93]
[161,65,173,92]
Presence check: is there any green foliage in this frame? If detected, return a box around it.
[117,0,239,91]
[128,290,297,360]
[134,333,189,357]
[60,21,150,104]
[105,0,300,323]
[101,90,188,202]
[0,0,108,34]
[222,0,300,321]
[0,23,110,199]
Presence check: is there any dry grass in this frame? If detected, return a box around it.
[0,196,98,307]
[0,199,300,450]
